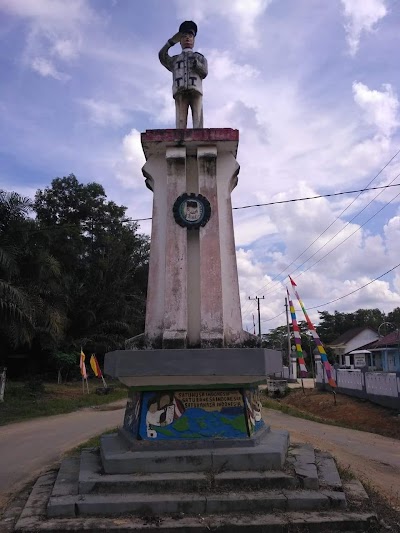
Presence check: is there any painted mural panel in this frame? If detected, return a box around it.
[244,388,264,435]
[123,391,141,438]
[139,389,248,440]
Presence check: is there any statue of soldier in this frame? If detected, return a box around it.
[159,21,208,129]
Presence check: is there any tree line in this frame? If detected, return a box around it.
[0,175,149,376]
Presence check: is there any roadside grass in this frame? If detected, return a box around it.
[337,463,400,530]
[261,389,400,440]
[0,380,128,426]
[262,396,339,426]
[65,427,118,456]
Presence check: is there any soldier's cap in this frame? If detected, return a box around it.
[179,21,197,36]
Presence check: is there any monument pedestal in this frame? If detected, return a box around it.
[105,347,282,442]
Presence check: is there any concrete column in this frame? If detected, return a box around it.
[163,146,188,348]
[217,153,244,345]
[142,157,168,346]
[198,146,224,347]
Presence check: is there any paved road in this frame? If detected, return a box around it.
[264,407,400,508]
[0,401,126,512]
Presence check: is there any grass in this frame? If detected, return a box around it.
[262,396,333,425]
[0,379,128,426]
[65,427,118,456]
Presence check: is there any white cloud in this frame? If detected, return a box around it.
[31,56,69,80]
[353,82,399,136]
[1,0,92,25]
[79,99,129,127]
[1,0,96,78]
[207,50,259,81]
[51,39,79,60]
[174,0,273,48]
[341,0,387,56]
[112,129,146,190]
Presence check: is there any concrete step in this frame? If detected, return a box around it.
[100,430,289,474]
[17,471,375,532]
[47,488,346,517]
[79,449,299,494]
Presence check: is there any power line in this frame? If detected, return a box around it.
[258,261,400,324]
[123,182,400,223]
[258,171,400,301]
[240,147,400,303]
[230,183,400,211]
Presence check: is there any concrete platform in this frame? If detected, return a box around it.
[13,430,377,531]
[42,441,352,519]
[100,429,289,474]
[15,470,378,532]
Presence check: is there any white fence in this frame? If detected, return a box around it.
[316,364,400,409]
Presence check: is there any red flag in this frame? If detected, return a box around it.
[289,275,296,286]
[90,354,102,378]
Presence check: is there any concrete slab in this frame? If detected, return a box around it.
[214,470,298,490]
[316,450,342,489]
[79,450,298,494]
[105,348,282,387]
[288,444,319,490]
[284,490,329,511]
[76,493,207,516]
[205,490,287,513]
[51,457,79,498]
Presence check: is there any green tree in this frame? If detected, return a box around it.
[34,175,149,354]
[0,190,66,357]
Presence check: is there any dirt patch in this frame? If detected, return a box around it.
[276,388,400,440]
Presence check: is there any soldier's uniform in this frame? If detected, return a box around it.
[159,40,208,129]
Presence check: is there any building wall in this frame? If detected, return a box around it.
[344,329,379,353]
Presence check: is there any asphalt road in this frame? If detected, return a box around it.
[0,401,126,511]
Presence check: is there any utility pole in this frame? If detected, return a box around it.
[248,296,264,339]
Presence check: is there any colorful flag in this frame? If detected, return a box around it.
[288,276,336,387]
[286,288,308,377]
[90,354,102,378]
[79,349,87,379]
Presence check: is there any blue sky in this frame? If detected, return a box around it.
[1,0,400,332]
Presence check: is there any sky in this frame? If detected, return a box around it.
[1,0,400,334]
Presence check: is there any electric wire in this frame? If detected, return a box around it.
[255,170,400,302]
[258,261,400,324]
[240,148,400,309]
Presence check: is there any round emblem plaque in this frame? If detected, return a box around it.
[172,193,211,229]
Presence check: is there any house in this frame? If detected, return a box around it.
[328,327,379,368]
[360,330,400,372]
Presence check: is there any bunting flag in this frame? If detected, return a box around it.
[79,349,87,379]
[286,288,308,377]
[289,276,337,388]
[90,354,102,377]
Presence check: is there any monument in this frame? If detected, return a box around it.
[15,21,376,532]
